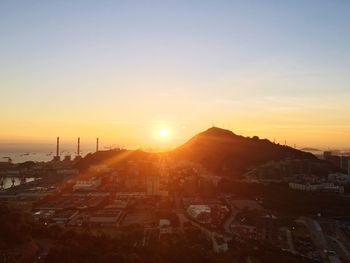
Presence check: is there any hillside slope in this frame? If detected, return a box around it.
[169,127,317,177]
[75,127,338,179]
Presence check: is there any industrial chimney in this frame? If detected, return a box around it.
[56,137,59,156]
[74,137,83,161]
[53,137,60,162]
[96,137,99,152]
[77,137,80,156]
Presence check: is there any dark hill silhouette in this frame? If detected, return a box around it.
[76,149,156,171]
[169,127,317,177]
[75,127,338,178]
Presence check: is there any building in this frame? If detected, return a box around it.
[230,214,278,243]
[104,199,129,209]
[212,236,228,253]
[147,174,160,196]
[52,210,79,225]
[57,169,79,176]
[324,151,350,172]
[116,192,146,199]
[89,165,111,173]
[230,224,257,239]
[33,210,55,222]
[258,215,279,241]
[159,219,173,235]
[73,177,101,191]
[89,209,121,226]
[328,173,350,185]
[289,182,344,193]
[187,204,211,223]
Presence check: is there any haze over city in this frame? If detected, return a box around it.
[1,1,350,150]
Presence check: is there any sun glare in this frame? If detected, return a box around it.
[159,127,169,138]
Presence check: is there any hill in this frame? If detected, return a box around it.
[75,127,339,179]
[169,127,319,177]
[75,149,156,171]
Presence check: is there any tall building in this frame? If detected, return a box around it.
[147,174,160,196]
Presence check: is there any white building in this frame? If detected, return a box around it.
[289,182,344,193]
[187,205,211,223]
[73,177,101,191]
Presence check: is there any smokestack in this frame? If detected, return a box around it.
[77,137,80,156]
[56,137,60,156]
[96,137,99,152]
[348,159,350,176]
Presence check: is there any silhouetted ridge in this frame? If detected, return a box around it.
[201,127,236,137]
[75,149,156,171]
[171,127,316,177]
[76,127,326,179]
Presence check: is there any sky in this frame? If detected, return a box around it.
[0,0,350,150]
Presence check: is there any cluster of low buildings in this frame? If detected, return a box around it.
[0,155,81,210]
[289,182,344,193]
[2,148,350,260]
[288,172,350,193]
[183,198,229,227]
[187,205,212,223]
[323,151,350,172]
[224,199,279,244]
[328,173,350,185]
[27,159,175,232]
[73,177,102,191]
[33,191,175,233]
[0,155,181,247]
[33,193,121,227]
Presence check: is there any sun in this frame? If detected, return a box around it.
[159,127,169,138]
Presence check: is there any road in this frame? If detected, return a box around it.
[300,217,341,263]
[222,201,238,234]
[285,228,295,253]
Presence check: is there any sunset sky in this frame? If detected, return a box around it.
[1,1,350,149]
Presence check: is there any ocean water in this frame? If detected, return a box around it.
[0,143,95,163]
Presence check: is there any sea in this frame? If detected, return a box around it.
[0,143,96,163]
[0,143,97,190]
